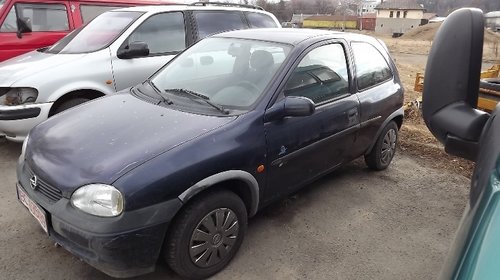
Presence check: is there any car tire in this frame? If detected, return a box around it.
[53,98,90,115]
[479,78,500,92]
[165,190,247,280]
[365,121,398,171]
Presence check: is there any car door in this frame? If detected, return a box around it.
[0,1,72,62]
[264,42,360,200]
[110,11,187,91]
[349,41,403,158]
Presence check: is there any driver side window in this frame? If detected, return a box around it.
[125,12,186,56]
[0,3,69,32]
[284,44,349,104]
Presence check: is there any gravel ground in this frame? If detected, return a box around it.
[0,137,470,280]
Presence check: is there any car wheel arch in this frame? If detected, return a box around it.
[49,89,105,117]
[178,170,260,217]
[365,108,404,155]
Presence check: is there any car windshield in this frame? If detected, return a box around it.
[45,11,142,54]
[150,37,292,112]
[0,0,5,11]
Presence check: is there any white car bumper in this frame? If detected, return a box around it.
[0,103,52,142]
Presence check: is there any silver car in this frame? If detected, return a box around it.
[0,3,280,141]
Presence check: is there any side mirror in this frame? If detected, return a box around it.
[117,41,150,59]
[265,96,315,122]
[16,17,32,39]
[422,8,490,161]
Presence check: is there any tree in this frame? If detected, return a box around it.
[315,0,333,14]
[255,0,271,11]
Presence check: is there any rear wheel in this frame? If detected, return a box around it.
[165,190,247,280]
[365,121,398,170]
[53,97,90,115]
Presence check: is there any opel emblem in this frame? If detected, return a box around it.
[30,175,38,190]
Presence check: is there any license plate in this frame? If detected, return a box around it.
[17,185,48,234]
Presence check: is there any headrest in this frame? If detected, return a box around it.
[250,50,274,70]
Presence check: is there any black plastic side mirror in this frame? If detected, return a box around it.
[16,17,32,39]
[117,41,150,59]
[265,96,315,122]
[422,8,490,161]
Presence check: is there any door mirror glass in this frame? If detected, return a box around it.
[117,41,150,59]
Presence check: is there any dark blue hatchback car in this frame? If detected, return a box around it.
[16,29,403,279]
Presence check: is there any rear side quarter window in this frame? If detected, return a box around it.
[193,11,246,39]
[245,12,277,28]
[351,42,392,91]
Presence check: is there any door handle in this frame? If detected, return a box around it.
[347,108,358,126]
[347,109,358,118]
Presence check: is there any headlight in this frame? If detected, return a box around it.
[0,87,38,106]
[20,134,29,159]
[71,184,124,217]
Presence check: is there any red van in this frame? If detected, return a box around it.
[0,0,168,61]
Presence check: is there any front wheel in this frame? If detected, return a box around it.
[165,190,247,280]
[365,121,398,170]
[53,97,90,115]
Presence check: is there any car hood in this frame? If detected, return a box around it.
[0,50,86,86]
[26,93,236,195]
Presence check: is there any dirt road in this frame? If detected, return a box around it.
[0,137,470,280]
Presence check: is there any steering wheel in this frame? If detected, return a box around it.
[212,81,261,107]
[236,81,259,93]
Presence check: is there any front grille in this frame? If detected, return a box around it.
[25,166,63,203]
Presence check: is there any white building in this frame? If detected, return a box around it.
[485,11,500,32]
[358,0,381,15]
[375,0,425,34]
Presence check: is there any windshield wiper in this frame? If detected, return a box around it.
[146,80,173,105]
[164,88,228,114]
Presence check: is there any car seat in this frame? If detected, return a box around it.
[247,50,274,86]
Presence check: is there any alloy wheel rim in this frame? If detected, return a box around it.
[189,208,239,268]
[381,128,397,165]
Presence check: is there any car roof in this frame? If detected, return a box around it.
[114,4,272,14]
[214,28,376,46]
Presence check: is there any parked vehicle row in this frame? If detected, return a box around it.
[0,0,175,62]
[4,2,405,279]
[0,3,280,141]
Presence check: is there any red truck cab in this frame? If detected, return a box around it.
[0,0,168,62]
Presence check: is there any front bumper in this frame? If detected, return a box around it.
[16,161,183,278]
[0,103,52,142]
